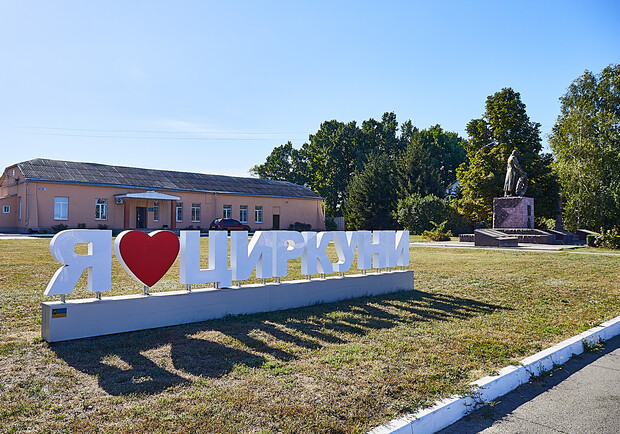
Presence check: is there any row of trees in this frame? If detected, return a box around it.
[251,113,467,229]
[252,64,619,233]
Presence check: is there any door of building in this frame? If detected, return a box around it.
[272,214,280,230]
[136,207,147,229]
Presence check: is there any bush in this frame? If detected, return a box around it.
[394,193,449,234]
[536,217,556,230]
[446,201,471,235]
[422,220,454,241]
[586,234,597,247]
[77,223,86,229]
[324,218,337,231]
[288,222,312,231]
[594,226,620,249]
[51,224,68,233]
[97,224,109,230]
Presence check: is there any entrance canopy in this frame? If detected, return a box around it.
[115,191,180,201]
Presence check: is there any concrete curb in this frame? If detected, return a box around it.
[369,314,620,434]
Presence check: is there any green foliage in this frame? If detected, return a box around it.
[395,133,442,199]
[97,224,109,230]
[51,224,68,233]
[418,125,467,191]
[536,218,557,230]
[77,223,86,229]
[250,141,307,186]
[456,88,559,223]
[252,113,466,218]
[594,226,620,249]
[586,234,597,247]
[582,338,605,353]
[422,220,454,241]
[345,153,397,230]
[549,64,620,232]
[324,218,337,231]
[394,193,449,234]
[303,119,363,216]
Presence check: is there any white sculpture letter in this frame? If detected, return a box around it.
[45,229,112,295]
[180,231,232,287]
[357,231,388,270]
[272,231,306,278]
[332,231,360,273]
[230,231,273,281]
[301,231,333,276]
[387,230,410,268]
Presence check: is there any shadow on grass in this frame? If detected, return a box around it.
[51,289,506,396]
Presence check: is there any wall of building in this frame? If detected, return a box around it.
[0,169,324,233]
[0,165,26,232]
[0,194,18,232]
[206,194,324,231]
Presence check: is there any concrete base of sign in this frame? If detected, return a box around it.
[42,270,414,342]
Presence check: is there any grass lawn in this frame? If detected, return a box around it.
[0,238,618,432]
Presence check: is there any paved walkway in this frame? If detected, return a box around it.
[439,333,620,433]
[411,241,620,256]
[410,240,578,251]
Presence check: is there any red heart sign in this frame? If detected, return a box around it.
[114,230,180,287]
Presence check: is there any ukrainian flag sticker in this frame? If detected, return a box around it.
[52,308,67,318]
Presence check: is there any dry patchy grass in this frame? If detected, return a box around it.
[0,238,618,432]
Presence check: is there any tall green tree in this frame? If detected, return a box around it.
[456,88,558,223]
[359,112,405,157]
[250,141,307,186]
[549,64,620,231]
[252,112,466,222]
[395,134,442,199]
[301,119,361,216]
[345,153,397,230]
[420,125,467,190]
[395,125,466,200]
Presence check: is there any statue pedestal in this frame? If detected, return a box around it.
[493,197,534,228]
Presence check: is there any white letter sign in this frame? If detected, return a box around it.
[45,230,112,295]
[180,230,232,287]
[301,231,333,275]
[272,231,306,278]
[230,231,273,281]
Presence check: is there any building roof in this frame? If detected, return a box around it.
[13,158,321,199]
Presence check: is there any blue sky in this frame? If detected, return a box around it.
[1,1,618,176]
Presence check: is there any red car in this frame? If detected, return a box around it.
[209,218,251,232]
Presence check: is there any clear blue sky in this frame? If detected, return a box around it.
[1,1,618,177]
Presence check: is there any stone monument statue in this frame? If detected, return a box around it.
[493,149,534,228]
[503,149,527,197]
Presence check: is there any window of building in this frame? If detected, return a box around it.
[223,204,232,219]
[54,197,68,220]
[94,198,107,220]
[18,197,21,220]
[2,205,9,214]
[255,206,263,223]
[176,202,183,222]
[239,205,248,223]
[191,203,201,222]
[153,201,159,222]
